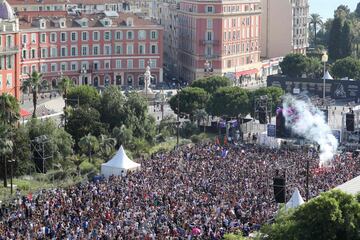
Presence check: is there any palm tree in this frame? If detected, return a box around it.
[78,134,99,163]
[310,13,323,47]
[21,71,48,118]
[98,134,117,159]
[0,93,20,126]
[193,109,208,133]
[112,125,132,148]
[67,155,84,177]
[58,76,74,99]
[0,124,13,187]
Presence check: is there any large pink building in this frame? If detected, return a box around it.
[18,11,163,87]
[178,0,261,83]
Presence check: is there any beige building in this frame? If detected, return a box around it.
[261,0,309,59]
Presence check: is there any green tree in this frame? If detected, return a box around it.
[67,154,84,176]
[262,190,360,240]
[341,20,352,58]
[193,109,208,133]
[98,134,116,159]
[66,106,108,145]
[356,2,360,17]
[26,119,74,169]
[79,134,99,163]
[334,4,350,19]
[12,126,32,176]
[0,93,20,126]
[331,57,360,79]
[112,125,133,148]
[206,86,250,117]
[58,76,74,98]
[0,124,13,187]
[158,115,177,137]
[328,17,343,60]
[66,85,100,108]
[169,87,209,120]
[190,75,232,94]
[310,13,323,47]
[99,86,126,129]
[250,87,284,116]
[20,71,48,118]
[305,57,323,78]
[279,54,308,77]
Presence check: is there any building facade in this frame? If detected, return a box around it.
[261,0,309,59]
[0,0,21,99]
[177,0,262,83]
[18,11,163,88]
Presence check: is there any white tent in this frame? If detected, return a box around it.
[101,146,141,177]
[285,188,305,210]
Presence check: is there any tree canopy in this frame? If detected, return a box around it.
[206,86,250,117]
[169,87,209,119]
[66,85,100,108]
[331,57,360,79]
[190,76,232,94]
[261,190,360,240]
[280,54,309,77]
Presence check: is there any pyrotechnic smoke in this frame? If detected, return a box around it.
[281,94,338,165]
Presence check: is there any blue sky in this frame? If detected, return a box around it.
[309,0,358,20]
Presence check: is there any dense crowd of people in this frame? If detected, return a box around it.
[0,143,359,239]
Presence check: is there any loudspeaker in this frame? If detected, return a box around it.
[346,113,355,132]
[259,111,267,124]
[276,110,290,138]
[273,177,286,203]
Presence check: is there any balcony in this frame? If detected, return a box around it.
[200,39,220,45]
[201,54,219,60]
[0,46,18,56]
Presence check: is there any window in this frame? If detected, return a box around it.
[61,62,67,71]
[115,31,123,40]
[150,31,158,40]
[207,19,213,29]
[82,31,88,41]
[127,59,133,69]
[206,31,213,41]
[115,45,122,54]
[116,59,121,69]
[93,61,99,70]
[50,33,57,43]
[81,45,88,56]
[126,44,133,55]
[40,33,46,43]
[22,66,29,75]
[61,46,67,57]
[31,33,36,43]
[51,63,57,72]
[104,45,111,55]
[71,46,77,56]
[93,45,99,55]
[31,65,36,73]
[138,44,145,54]
[0,57,4,70]
[93,31,100,41]
[150,60,157,68]
[22,34,27,44]
[50,47,57,57]
[138,30,146,40]
[71,62,77,71]
[41,64,47,73]
[151,44,157,54]
[60,32,67,42]
[6,74,12,87]
[22,50,27,59]
[206,5,214,13]
[127,31,133,40]
[41,48,47,58]
[31,49,36,58]
[104,60,110,69]
[104,31,111,41]
[139,59,145,69]
[71,32,77,42]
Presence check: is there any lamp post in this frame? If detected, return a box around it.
[8,159,15,195]
[322,51,328,101]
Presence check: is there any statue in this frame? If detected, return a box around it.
[143,65,153,95]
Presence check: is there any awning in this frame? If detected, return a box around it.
[20,108,31,117]
[236,68,259,77]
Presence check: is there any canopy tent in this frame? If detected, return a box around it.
[285,188,305,210]
[101,146,140,177]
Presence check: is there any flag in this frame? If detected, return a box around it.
[221,149,229,158]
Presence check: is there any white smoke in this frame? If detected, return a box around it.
[281,94,338,166]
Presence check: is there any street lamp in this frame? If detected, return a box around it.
[8,159,15,195]
[321,51,328,101]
